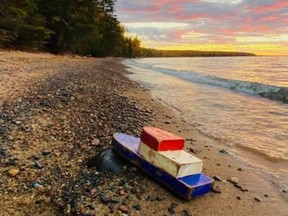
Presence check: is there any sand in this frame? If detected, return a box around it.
[0,50,287,216]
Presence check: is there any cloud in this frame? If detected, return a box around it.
[124,22,190,29]
[115,0,288,55]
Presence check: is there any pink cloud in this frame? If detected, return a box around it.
[172,29,191,39]
[260,15,280,22]
[253,1,288,13]
[168,5,183,14]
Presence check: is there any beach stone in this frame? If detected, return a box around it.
[168,207,175,214]
[229,177,239,184]
[122,198,130,205]
[212,185,222,193]
[86,148,124,173]
[213,175,222,181]
[6,158,19,166]
[183,209,192,216]
[33,155,41,160]
[254,196,261,202]
[119,205,129,213]
[189,147,200,154]
[171,202,178,208]
[90,188,97,196]
[219,149,229,154]
[91,138,100,146]
[156,196,165,201]
[32,182,41,188]
[35,161,43,169]
[119,189,126,196]
[111,197,120,203]
[100,195,110,203]
[132,204,141,211]
[42,150,51,156]
[8,168,20,177]
[240,186,248,192]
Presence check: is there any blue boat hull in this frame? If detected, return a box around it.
[112,133,214,200]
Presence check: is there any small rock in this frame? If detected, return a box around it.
[282,189,287,193]
[119,189,126,196]
[6,159,18,166]
[91,138,100,146]
[212,185,222,193]
[35,161,43,169]
[33,155,41,160]
[254,196,261,202]
[100,195,110,203]
[264,194,269,198]
[168,207,175,214]
[32,182,41,188]
[108,204,115,212]
[119,205,129,213]
[213,175,222,181]
[182,209,192,216]
[234,183,242,189]
[111,197,120,203]
[219,149,229,154]
[237,196,241,200]
[241,187,248,192]
[132,204,141,211]
[122,198,130,205]
[189,147,200,154]
[237,168,243,171]
[170,203,178,208]
[229,177,239,184]
[155,196,164,201]
[90,188,97,196]
[22,125,31,132]
[42,150,51,156]
[8,169,20,177]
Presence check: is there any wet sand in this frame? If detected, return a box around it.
[0,51,287,215]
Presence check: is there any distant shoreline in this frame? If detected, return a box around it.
[140,48,256,57]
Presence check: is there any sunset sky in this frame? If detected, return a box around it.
[115,0,288,55]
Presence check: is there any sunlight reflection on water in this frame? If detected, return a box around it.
[124,57,288,186]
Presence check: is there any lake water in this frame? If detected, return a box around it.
[123,57,288,187]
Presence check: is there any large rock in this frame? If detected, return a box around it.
[86,148,125,173]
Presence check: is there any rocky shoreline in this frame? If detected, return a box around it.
[0,55,153,215]
[0,51,287,216]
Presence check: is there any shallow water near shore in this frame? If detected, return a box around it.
[123,57,288,188]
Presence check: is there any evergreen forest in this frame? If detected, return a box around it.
[0,0,141,57]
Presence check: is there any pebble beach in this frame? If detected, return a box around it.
[0,51,287,216]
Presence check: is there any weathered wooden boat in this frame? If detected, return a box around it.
[112,127,214,200]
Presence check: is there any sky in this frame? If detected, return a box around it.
[115,0,288,55]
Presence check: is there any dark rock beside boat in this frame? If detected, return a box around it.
[86,148,125,173]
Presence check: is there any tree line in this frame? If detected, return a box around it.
[140,48,255,57]
[0,0,141,57]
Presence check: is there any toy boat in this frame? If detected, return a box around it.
[112,126,214,200]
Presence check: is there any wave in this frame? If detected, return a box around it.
[126,60,288,104]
